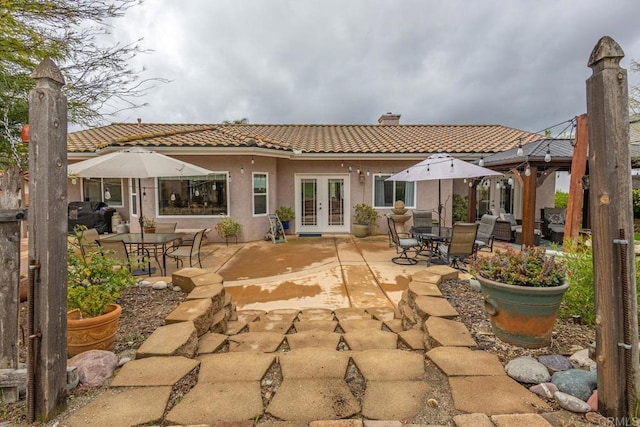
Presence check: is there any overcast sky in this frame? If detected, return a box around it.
[102,0,640,134]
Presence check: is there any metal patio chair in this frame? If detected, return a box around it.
[98,239,153,276]
[387,215,422,265]
[165,228,205,268]
[436,222,479,270]
[475,214,498,252]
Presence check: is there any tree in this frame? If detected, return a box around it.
[222,118,249,124]
[0,1,165,169]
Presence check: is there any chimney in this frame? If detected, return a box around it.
[378,112,400,125]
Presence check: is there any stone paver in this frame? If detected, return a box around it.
[491,413,553,426]
[339,319,382,332]
[407,281,443,298]
[186,283,226,311]
[287,330,342,350]
[247,320,293,333]
[419,265,458,281]
[164,298,213,336]
[299,308,335,321]
[426,347,505,376]
[362,380,430,420]
[267,378,360,421]
[189,271,224,287]
[279,348,350,379]
[294,320,338,332]
[343,329,398,351]
[225,320,248,335]
[198,352,275,382]
[449,376,550,415]
[351,349,425,381]
[424,316,476,348]
[414,296,459,319]
[166,381,263,424]
[452,413,494,427]
[172,267,208,292]
[333,308,371,321]
[110,356,199,387]
[227,331,285,352]
[265,309,300,323]
[383,319,404,333]
[62,387,172,427]
[196,332,228,354]
[365,307,398,322]
[236,309,265,323]
[410,269,442,284]
[136,320,198,359]
[398,328,425,350]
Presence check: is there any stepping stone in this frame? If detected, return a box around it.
[383,319,404,334]
[196,332,227,354]
[407,281,443,298]
[422,265,459,281]
[210,308,227,334]
[299,308,335,321]
[414,296,458,320]
[287,330,342,350]
[267,378,360,421]
[279,348,350,379]
[426,347,505,376]
[225,320,247,335]
[189,271,224,287]
[491,413,553,427]
[62,387,172,427]
[366,307,398,322]
[110,356,199,387]
[452,413,494,427]
[398,328,425,350]
[136,321,198,359]
[166,381,263,424]
[265,309,299,323]
[172,267,209,292]
[294,320,338,332]
[339,319,382,332]
[165,298,213,336]
[424,316,476,348]
[236,309,265,323]
[343,329,397,351]
[248,320,293,333]
[362,380,430,420]
[334,308,371,321]
[227,331,284,352]
[449,376,550,415]
[400,302,417,330]
[411,269,443,284]
[186,283,226,311]
[198,353,275,382]
[351,349,425,381]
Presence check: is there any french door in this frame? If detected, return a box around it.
[295,175,350,233]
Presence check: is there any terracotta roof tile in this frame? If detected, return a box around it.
[68,122,542,155]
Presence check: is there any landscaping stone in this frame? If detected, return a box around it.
[504,356,551,384]
[491,414,553,427]
[294,320,338,332]
[342,329,398,351]
[452,413,493,427]
[569,348,596,369]
[366,306,398,322]
[554,391,592,413]
[298,308,335,321]
[551,369,597,401]
[351,349,425,381]
[186,283,225,311]
[67,350,118,387]
[152,280,168,290]
[248,320,293,333]
[409,270,442,284]
[110,356,199,387]
[198,353,275,382]
[383,318,404,334]
[286,330,342,350]
[334,308,371,321]
[407,281,443,299]
[398,328,425,350]
[165,298,213,336]
[420,265,458,281]
[538,354,573,373]
[279,348,350,379]
[171,267,209,292]
[136,321,198,359]
[225,320,247,335]
[339,319,382,332]
[227,331,285,352]
[413,295,459,322]
[424,316,476,348]
[529,382,558,399]
[362,380,429,420]
[236,309,265,323]
[209,308,227,334]
[587,390,598,411]
[196,332,227,355]
[468,278,481,292]
[189,271,224,288]
[264,309,299,323]
[427,347,505,376]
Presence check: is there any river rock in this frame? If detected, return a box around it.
[587,390,598,411]
[569,348,596,369]
[554,391,592,413]
[551,369,597,401]
[505,356,551,383]
[529,382,558,399]
[152,280,168,290]
[67,350,118,387]
[538,354,573,372]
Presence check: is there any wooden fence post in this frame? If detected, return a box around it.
[565,114,588,243]
[27,58,68,422]
[586,36,640,420]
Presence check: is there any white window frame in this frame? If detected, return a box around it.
[81,178,124,207]
[372,173,416,209]
[130,178,138,218]
[252,172,268,216]
[156,173,230,218]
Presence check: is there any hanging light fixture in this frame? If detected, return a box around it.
[251,158,255,165]
[468,180,474,188]
[450,159,454,173]
[516,143,524,157]
[524,164,531,177]
[104,188,111,200]
[496,181,501,189]
[240,166,244,174]
[508,177,514,186]
[482,179,490,189]
[478,157,485,167]
[195,189,200,197]
[544,146,552,163]
[170,193,176,201]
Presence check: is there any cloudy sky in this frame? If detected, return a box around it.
[102,0,640,134]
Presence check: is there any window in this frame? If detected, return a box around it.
[373,174,415,208]
[82,178,123,206]
[130,179,138,216]
[158,174,228,216]
[253,173,268,215]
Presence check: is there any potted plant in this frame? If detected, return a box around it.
[215,215,242,245]
[67,231,137,356]
[353,203,379,238]
[469,245,568,348]
[276,206,295,231]
[142,216,156,233]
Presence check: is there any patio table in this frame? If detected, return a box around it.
[102,232,184,276]
[415,228,451,266]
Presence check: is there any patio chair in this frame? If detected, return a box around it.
[79,227,101,257]
[475,214,498,252]
[98,240,153,276]
[155,222,177,233]
[165,228,205,268]
[387,215,422,265]
[436,222,479,270]
[410,209,434,236]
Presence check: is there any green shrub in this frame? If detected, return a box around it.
[452,194,468,222]
[555,191,569,208]
[215,215,242,238]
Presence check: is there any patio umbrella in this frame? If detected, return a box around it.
[68,147,214,236]
[386,153,502,233]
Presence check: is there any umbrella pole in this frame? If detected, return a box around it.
[438,180,442,236]
[138,178,144,238]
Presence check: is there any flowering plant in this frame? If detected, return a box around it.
[142,216,156,228]
[469,245,567,287]
[215,215,242,238]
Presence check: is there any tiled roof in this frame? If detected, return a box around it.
[68,122,542,155]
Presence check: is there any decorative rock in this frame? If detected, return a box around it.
[538,354,573,373]
[138,280,152,287]
[66,366,80,392]
[505,356,551,384]
[67,350,118,387]
[554,391,592,413]
[468,277,481,292]
[172,286,182,291]
[569,348,596,369]
[587,390,598,411]
[529,382,558,399]
[118,357,132,367]
[152,280,168,290]
[551,369,597,401]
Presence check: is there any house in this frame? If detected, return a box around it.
[67,113,543,242]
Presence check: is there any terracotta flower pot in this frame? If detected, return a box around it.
[67,303,122,357]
